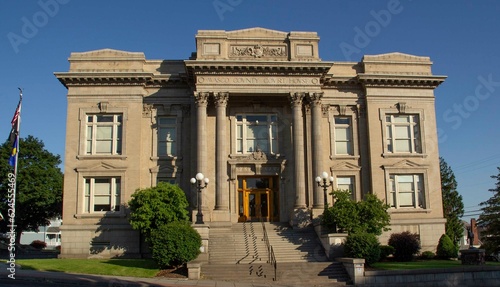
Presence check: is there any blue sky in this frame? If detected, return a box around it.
[1,0,499,222]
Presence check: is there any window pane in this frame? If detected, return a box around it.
[96,126,112,139]
[255,140,268,152]
[247,125,267,139]
[246,115,267,123]
[237,139,243,153]
[94,196,111,205]
[399,192,414,207]
[395,139,411,152]
[97,115,114,123]
[94,179,111,195]
[335,117,350,125]
[237,125,243,138]
[394,116,409,123]
[395,126,410,138]
[159,118,176,125]
[236,115,243,121]
[335,127,348,141]
[336,142,348,154]
[96,141,112,153]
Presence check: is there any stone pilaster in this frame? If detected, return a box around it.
[214,92,229,211]
[289,92,307,209]
[309,92,324,209]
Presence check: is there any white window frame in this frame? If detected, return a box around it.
[157,117,177,157]
[328,107,359,159]
[333,116,354,156]
[235,114,279,154]
[389,174,424,209]
[379,107,427,158]
[85,114,122,155]
[385,114,420,154]
[84,177,121,213]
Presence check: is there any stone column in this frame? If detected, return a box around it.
[290,92,307,209]
[214,92,229,211]
[194,92,209,177]
[309,92,324,209]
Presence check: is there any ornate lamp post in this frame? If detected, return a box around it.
[315,171,334,210]
[190,172,209,224]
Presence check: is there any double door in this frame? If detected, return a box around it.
[238,176,278,222]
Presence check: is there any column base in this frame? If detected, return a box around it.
[289,208,312,230]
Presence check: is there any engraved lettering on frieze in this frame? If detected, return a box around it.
[197,76,317,86]
[230,45,287,58]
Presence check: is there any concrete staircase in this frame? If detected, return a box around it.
[201,222,351,286]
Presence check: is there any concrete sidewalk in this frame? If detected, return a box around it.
[0,267,295,287]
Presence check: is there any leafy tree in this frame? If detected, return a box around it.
[322,190,390,236]
[440,157,465,252]
[0,136,63,244]
[477,167,500,254]
[128,182,190,239]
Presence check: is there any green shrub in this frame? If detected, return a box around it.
[149,221,201,268]
[436,234,457,259]
[388,231,421,261]
[420,251,436,260]
[128,182,190,239]
[30,240,47,249]
[344,232,381,266]
[379,245,395,261]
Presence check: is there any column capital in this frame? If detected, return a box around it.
[307,92,324,107]
[289,92,305,107]
[194,92,210,107]
[214,92,229,107]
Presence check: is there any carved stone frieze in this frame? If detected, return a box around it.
[230,45,287,58]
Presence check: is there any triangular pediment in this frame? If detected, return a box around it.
[331,161,361,171]
[384,159,424,169]
[75,161,126,172]
[227,27,288,39]
[363,52,430,63]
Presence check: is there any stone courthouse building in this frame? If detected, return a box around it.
[55,28,447,258]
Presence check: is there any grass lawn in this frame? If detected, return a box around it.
[14,258,160,278]
[372,260,500,270]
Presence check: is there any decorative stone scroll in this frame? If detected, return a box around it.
[230,45,287,58]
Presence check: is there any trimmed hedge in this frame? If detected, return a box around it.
[149,221,201,268]
[344,232,381,266]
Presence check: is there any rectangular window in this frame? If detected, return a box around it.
[236,114,278,154]
[158,117,177,156]
[86,114,122,155]
[334,117,353,155]
[389,174,424,208]
[84,177,121,213]
[336,176,354,194]
[385,115,420,153]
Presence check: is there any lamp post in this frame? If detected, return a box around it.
[191,172,209,224]
[315,171,334,210]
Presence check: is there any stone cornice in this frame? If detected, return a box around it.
[55,72,187,88]
[185,60,332,82]
[358,73,447,88]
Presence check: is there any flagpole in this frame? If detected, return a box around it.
[6,88,22,280]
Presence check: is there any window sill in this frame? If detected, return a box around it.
[382,153,427,158]
[74,212,126,219]
[77,155,127,160]
[330,155,360,160]
[151,156,182,161]
[389,208,432,214]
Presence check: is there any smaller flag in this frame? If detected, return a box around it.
[9,137,18,167]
